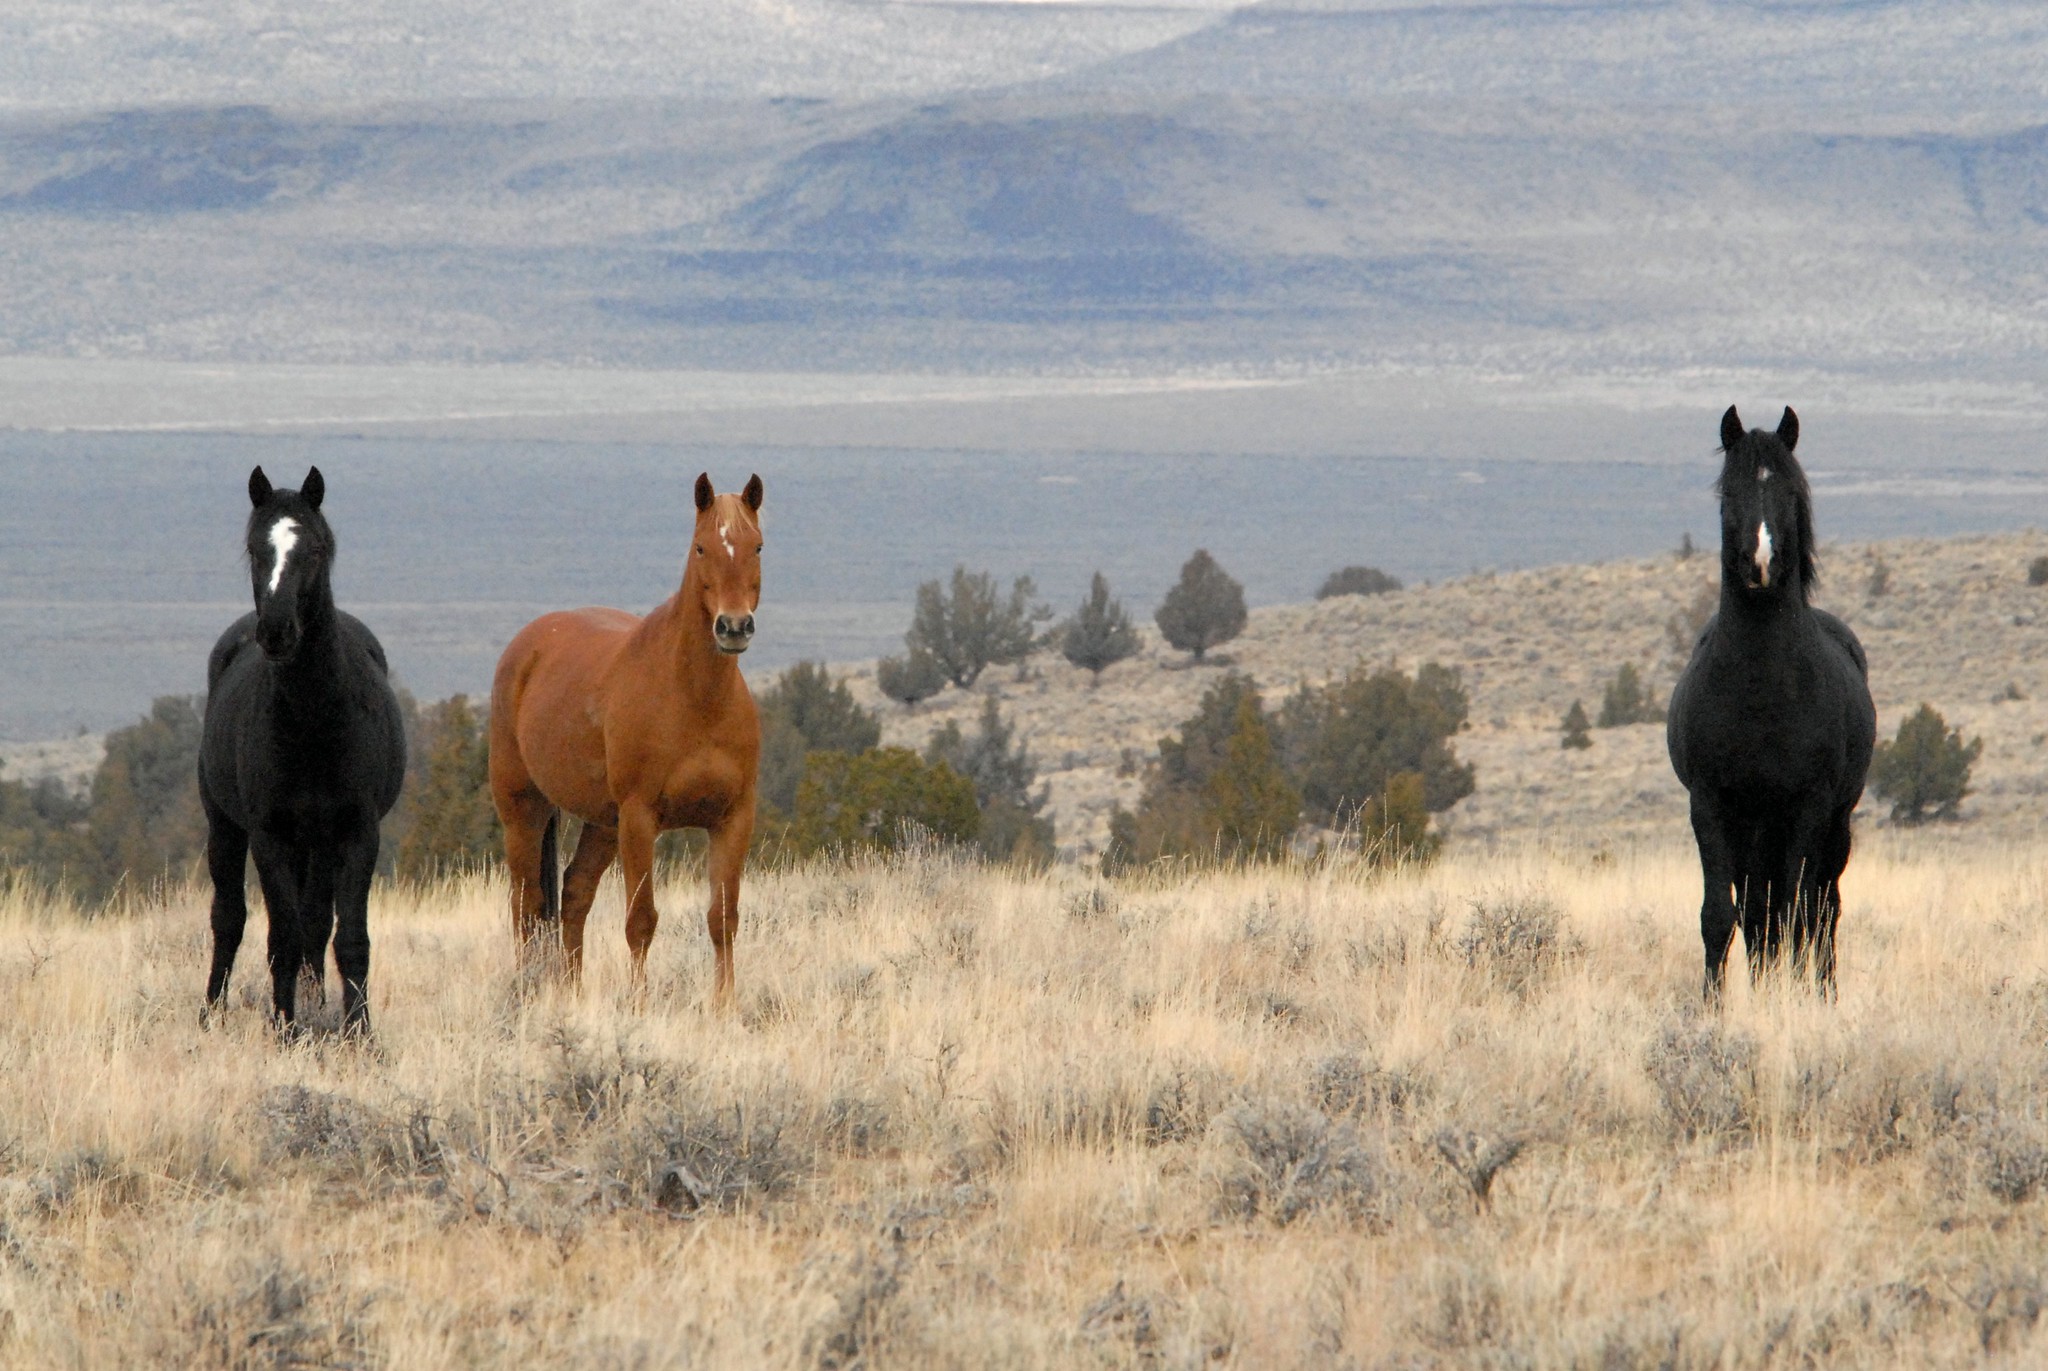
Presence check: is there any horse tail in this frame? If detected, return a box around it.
[538,811,561,923]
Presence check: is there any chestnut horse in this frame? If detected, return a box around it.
[489,472,764,1001]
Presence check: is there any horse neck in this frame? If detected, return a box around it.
[1715,558,1811,652]
[650,570,742,705]
[265,585,350,714]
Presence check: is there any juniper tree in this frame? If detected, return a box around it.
[1061,572,1141,683]
[1596,664,1663,728]
[756,661,881,816]
[1316,565,1402,599]
[904,567,1050,689]
[925,695,1054,864]
[1156,549,1247,663]
[1871,704,1982,824]
[876,648,947,709]
[1560,700,1593,750]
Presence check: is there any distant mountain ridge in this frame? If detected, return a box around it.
[0,2,2042,375]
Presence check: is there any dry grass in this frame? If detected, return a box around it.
[3,838,2048,1367]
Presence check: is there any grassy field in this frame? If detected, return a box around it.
[4,839,2048,1368]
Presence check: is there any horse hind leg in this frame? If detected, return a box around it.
[332,833,380,1037]
[559,821,618,984]
[201,794,249,1023]
[498,791,558,963]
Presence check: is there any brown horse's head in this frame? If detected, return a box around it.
[689,472,764,654]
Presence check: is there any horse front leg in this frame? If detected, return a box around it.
[333,831,381,1037]
[249,834,307,1032]
[705,802,755,1010]
[1690,795,1739,1000]
[616,802,661,1005]
[201,794,249,1023]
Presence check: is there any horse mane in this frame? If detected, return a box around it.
[1715,427,1818,600]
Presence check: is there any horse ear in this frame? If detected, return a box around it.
[302,466,325,509]
[1776,407,1798,452]
[248,466,273,506]
[742,473,763,512]
[694,472,714,512]
[1720,405,1743,452]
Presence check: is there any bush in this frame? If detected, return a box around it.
[1354,770,1437,866]
[1666,581,1717,660]
[1596,663,1664,727]
[756,662,881,816]
[1155,550,1247,663]
[1061,571,1141,682]
[875,648,946,709]
[1316,565,1402,599]
[1560,700,1592,750]
[1125,675,1300,863]
[1203,1101,1395,1227]
[924,696,1055,865]
[1275,662,1475,830]
[1871,703,1982,824]
[904,567,1050,689]
[77,695,208,902]
[394,694,499,880]
[791,747,980,855]
[2030,555,2048,587]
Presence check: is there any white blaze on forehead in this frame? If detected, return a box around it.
[1758,467,1772,482]
[718,520,735,559]
[266,518,301,594]
[1754,521,1774,584]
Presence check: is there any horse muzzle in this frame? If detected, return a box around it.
[714,612,755,655]
[256,618,302,661]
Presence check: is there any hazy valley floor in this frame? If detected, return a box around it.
[4,841,2048,1367]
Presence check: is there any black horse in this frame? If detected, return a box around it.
[1667,406,1875,996]
[198,466,406,1035]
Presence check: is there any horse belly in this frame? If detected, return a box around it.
[500,618,632,822]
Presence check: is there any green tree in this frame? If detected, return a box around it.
[1061,571,1141,683]
[79,696,208,902]
[0,769,90,892]
[1596,664,1663,727]
[924,696,1055,865]
[1560,700,1593,750]
[1275,663,1475,828]
[904,567,1051,689]
[1155,550,1247,663]
[1316,565,1402,599]
[756,661,881,816]
[395,694,499,879]
[1871,704,1982,824]
[876,648,947,709]
[792,747,981,855]
[1129,674,1300,863]
[1355,771,1438,866]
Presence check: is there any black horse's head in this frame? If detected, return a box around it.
[244,465,337,662]
[1716,405,1815,603]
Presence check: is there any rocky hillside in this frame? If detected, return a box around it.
[845,530,2048,856]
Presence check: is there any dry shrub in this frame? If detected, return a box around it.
[1079,1280,1176,1365]
[1975,1112,2048,1203]
[30,1147,142,1215]
[1310,1052,1431,1124]
[1457,893,1575,996]
[1203,1100,1397,1227]
[1646,1019,1758,1143]
[1970,1270,2046,1354]
[805,1227,908,1370]
[1143,1063,1228,1145]
[255,1085,437,1179]
[150,1257,370,1371]
[1412,1260,1511,1357]
[541,1025,667,1131]
[644,1097,810,1215]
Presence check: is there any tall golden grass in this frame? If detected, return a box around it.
[1,838,2046,1367]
